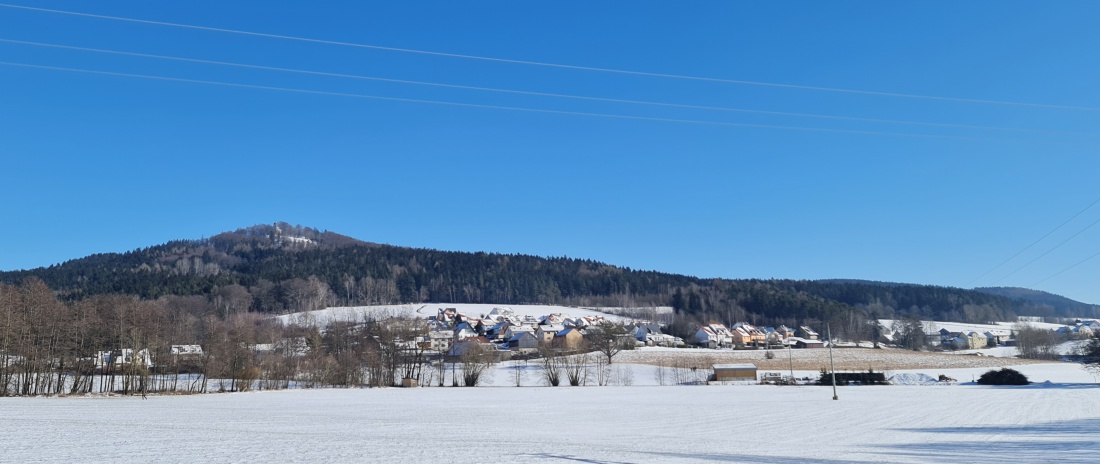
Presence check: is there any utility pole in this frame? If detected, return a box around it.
[787,342,795,380]
[828,324,838,400]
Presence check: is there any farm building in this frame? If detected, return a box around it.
[795,339,825,349]
[713,363,757,381]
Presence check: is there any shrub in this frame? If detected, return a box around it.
[977,368,1029,385]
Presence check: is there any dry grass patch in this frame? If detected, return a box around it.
[619,347,1053,371]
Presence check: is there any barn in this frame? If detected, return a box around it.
[712,363,758,381]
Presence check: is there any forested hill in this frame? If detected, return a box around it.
[973,287,1096,315]
[1,223,1095,336]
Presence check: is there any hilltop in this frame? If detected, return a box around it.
[2,223,1097,337]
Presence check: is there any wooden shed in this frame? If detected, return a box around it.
[712,363,758,381]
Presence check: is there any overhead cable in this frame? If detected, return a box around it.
[1031,249,1100,287]
[990,214,1100,285]
[0,3,1096,111]
[968,196,1100,285]
[2,38,1084,136]
[0,60,986,140]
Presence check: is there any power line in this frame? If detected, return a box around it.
[3,38,1086,136]
[968,196,1100,285]
[1031,249,1100,287]
[1,2,1097,112]
[0,60,987,140]
[990,214,1100,285]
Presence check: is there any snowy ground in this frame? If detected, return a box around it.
[274,303,661,327]
[3,363,1097,464]
[880,319,1068,334]
[616,346,1055,371]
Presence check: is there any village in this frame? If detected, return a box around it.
[54,304,1098,393]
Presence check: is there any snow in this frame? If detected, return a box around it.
[616,346,1057,371]
[275,303,644,327]
[880,319,1066,334]
[2,363,1098,463]
[282,236,314,245]
[888,372,941,385]
[944,340,1087,358]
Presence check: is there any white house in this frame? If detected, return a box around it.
[695,323,733,348]
[94,348,153,371]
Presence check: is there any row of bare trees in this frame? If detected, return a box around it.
[0,278,452,396]
[2,277,652,396]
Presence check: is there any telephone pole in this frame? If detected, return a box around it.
[828,324,838,400]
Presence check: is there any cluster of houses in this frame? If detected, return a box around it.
[88,345,205,373]
[936,319,1100,350]
[428,307,682,357]
[935,328,1010,350]
[1056,320,1100,339]
[693,323,825,349]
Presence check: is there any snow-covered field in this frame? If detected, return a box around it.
[275,303,661,326]
[2,362,1097,464]
[617,346,1054,371]
[880,319,1067,334]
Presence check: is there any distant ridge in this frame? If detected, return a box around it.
[974,286,1096,313]
[2,223,1098,327]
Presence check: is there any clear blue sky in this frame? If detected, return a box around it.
[2,1,1100,304]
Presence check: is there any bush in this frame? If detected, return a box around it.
[977,368,1029,385]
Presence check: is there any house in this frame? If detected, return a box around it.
[554,328,586,350]
[794,339,825,349]
[695,323,734,348]
[540,313,567,325]
[450,337,493,357]
[732,323,766,346]
[1058,323,1094,339]
[503,324,536,341]
[454,324,479,341]
[713,363,757,381]
[645,333,683,347]
[537,324,566,344]
[983,329,1011,345]
[427,330,455,351]
[483,321,509,341]
[965,331,987,349]
[170,345,203,357]
[508,332,540,351]
[632,322,663,342]
[798,326,820,340]
[94,348,153,372]
[774,325,796,339]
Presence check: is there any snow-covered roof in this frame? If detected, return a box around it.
[713,363,757,370]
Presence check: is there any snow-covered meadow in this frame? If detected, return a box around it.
[2,362,1097,464]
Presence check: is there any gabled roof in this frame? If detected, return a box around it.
[556,328,582,337]
[509,332,538,342]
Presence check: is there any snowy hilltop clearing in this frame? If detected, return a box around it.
[2,366,1097,464]
[274,303,669,327]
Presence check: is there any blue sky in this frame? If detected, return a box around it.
[2,1,1100,304]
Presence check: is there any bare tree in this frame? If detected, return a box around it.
[1014,323,1061,360]
[459,343,493,386]
[562,351,590,386]
[588,321,631,365]
[538,344,562,386]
